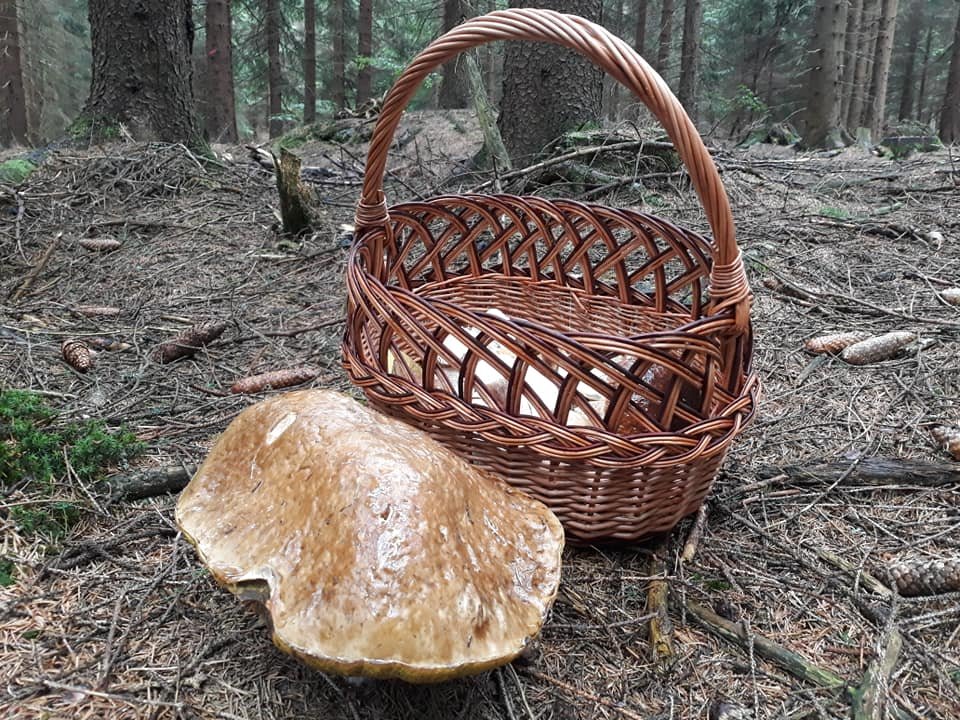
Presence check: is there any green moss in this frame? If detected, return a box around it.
[0,158,37,185]
[0,389,145,548]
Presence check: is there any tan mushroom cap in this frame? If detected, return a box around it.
[176,389,564,682]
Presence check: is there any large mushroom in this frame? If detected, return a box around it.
[176,389,564,682]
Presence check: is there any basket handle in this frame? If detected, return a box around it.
[356,8,750,332]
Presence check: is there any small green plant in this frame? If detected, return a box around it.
[0,558,14,587]
[0,158,37,185]
[818,206,849,220]
[0,390,144,552]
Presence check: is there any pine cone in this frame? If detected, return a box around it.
[78,237,122,252]
[72,305,121,317]
[230,366,321,394]
[154,321,227,364]
[840,331,916,365]
[804,331,872,355]
[61,340,93,372]
[930,425,960,461]
[888,557,960,597]
[941,288,960,307]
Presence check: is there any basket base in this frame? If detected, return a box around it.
[372,399,727,544]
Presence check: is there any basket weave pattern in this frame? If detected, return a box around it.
[342,9,758,542]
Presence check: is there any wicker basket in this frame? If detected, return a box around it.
[342,8,758,543]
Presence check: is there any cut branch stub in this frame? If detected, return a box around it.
[154,321,227,364]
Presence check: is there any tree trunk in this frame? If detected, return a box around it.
[801,0,847,148]
[81,0,202,146]
[438,0,468,108]
[940,4,960,143]
[634,0,648,58]
[357,0,373,104]
[304,0,316,122]
[330,0,346,109]
[0,0,29,146]
[656,0,675,77]
[677,0,702,121]
[896,0,922,121]
[846,0,878,129]
[864,0,898,140]
[498,0,603,162]
[205,0,238,142]
[916,28,932,123]
[839,0,863,127]
[266,0,282,137]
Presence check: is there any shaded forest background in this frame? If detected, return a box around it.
[1,0,959,148]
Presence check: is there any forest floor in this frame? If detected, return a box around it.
[1,108,959,719]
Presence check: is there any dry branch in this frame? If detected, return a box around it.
[686,601,846,690]
[106,465,197,501]
[757,456,960,487]
[8,232,61,302]
[681,504,709,563]
[646,573,673,666]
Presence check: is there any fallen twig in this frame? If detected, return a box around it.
[850,626,904,720]
[756,457,960,488]
[106,464,197,501]
[8,231,61,302]
[686,601,847,690]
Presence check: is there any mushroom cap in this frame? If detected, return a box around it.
[176,389,564,682]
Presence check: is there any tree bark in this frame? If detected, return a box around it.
[917,28,933,123]
[438,0,469,108]
[847,0,879,129]
[896,0,923,121]
[205,0,238,142]
[81,0,202,146]
[864,0,899,140]
[330,0,346,109]
[655,0,675,77]
[304,0,316,123]
[940,4,960,143]
[356,0,373,104]
[677,0,702,122]
[801,0,847,148]
[266,0,282,137]
[839,0,863,127]
[498,0,603,163]
[0,0,29,146]
[634,0,648,58]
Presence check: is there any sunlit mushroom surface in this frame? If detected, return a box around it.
[176,389,564,682]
